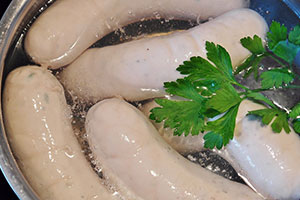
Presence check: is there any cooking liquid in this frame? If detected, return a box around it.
[61,17,246,193]
[2,0,300,198]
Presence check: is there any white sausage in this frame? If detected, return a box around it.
[3,66,118,200]
[60,8,268,102]
[86,98,263,200]
[25,0,248,68]
[139,99,258,153]
[142,99,300,199]
[223,102,300,200]
[140,100,204,153]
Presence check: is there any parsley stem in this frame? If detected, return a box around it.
[267,53,290,69]
[283,85,300,89]
[233,82,249,91]
[238,88,270,95]
[250,88,272,93]
[238,84,300,96]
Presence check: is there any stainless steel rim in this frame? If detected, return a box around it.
[0,0,40,199]
[283,0,300,17]
[0,1,299,200]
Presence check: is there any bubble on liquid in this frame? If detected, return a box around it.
[196,14,202,24]
[128,10,136,17]
[64,175,73,188]
[90,194,99,199]
[63,146,75,158]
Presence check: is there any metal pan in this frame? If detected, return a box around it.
[0,0,299,199]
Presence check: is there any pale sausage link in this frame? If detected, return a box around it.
[86,98,263,200]
[3,66,119,200]
[60,9,268,102]
[25,0,248,69]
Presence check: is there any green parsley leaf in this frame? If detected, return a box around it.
[289,102,300,119]
[248,108,290,133]
[205,41,234,80]
[267,21,287,49]
[271,112,290,133]
[292,119,300,134]
[207,84,241,113]
[204,104,240,148]
[164,78,204,101]
[246,92,276,108]
[203,132,223,150]
[151,22,300,150]
[260,68,294,89]
[266,21,300,64]
[203,108,221,118]
[193,79,220,97]
[243,55,264,80]
[248,108,278,124]
[240,35,266,55]
[150,98,205,136]
[177,42,237,85]
[235,54,256,75]
[288,25,300,45]
[271,40,300,64]
[234,54,264,80]
[177,56,225,82]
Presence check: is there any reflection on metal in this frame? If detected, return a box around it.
[283,0,300,18]
[0,1,47,199]
[0,0,299,200]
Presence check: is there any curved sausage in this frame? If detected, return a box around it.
[25,0,248,68]
[3,66,118,200]
[142,99,300,199]
[141,100,204,153]
[223,101,300,200]
[60,8,268,102]
[139,99,261,153]
[86,98,262,200]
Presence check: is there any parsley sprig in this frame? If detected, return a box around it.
[150,21,300,150]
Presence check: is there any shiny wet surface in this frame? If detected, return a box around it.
[1,0,300,199]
